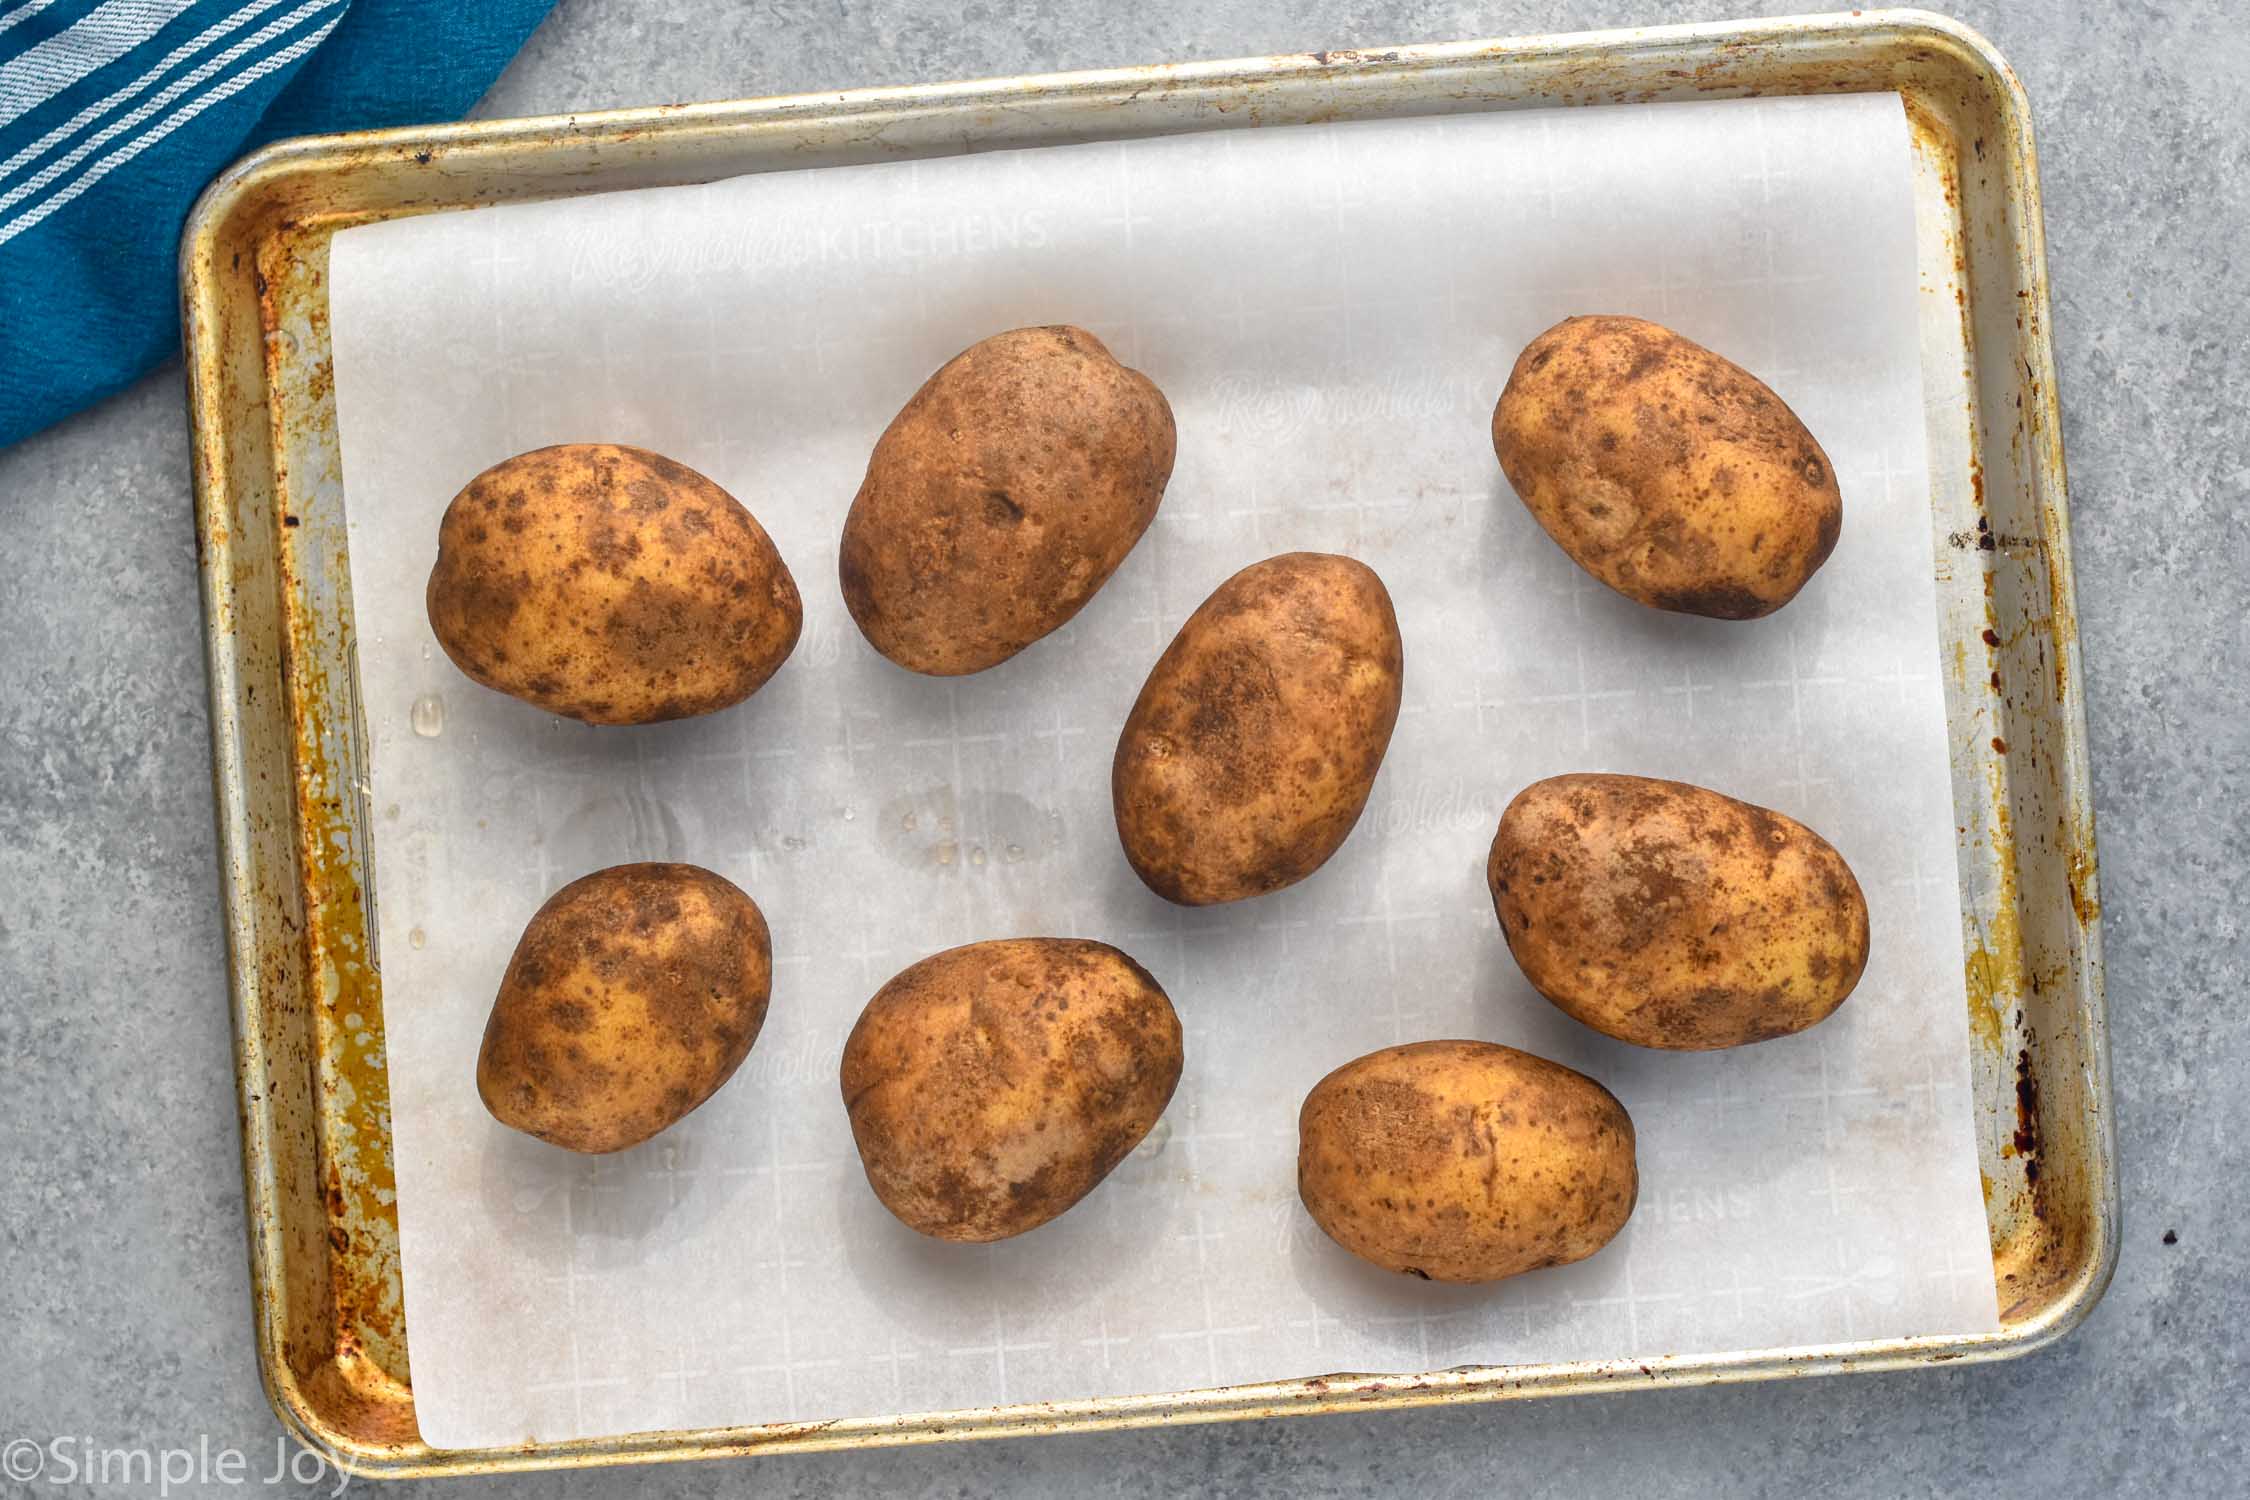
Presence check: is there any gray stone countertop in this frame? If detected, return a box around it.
[2,2,2242,1495]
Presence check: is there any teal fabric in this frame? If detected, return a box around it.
[0,0,555,449]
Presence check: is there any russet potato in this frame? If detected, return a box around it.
[477,863,772,1153]
[1113,552,1403,905]
[840,938,1182,1242]
[428,443,801,724]
[1493,315,1842,619]
[1489,773,1870,1050]
[1298,1040,1638,1283]
[839,325,1174,675]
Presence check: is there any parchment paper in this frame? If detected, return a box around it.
[330,93,1999,1450]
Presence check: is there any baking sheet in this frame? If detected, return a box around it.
[330,92,1998,1450]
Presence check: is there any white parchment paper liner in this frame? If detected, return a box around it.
[330,93,1998,1448]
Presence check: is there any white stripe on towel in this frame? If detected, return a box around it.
[0,0,338,237]
[0,6,337,243]
[0,0,292,190]
[0,0,203,128]
[0,2,68,40]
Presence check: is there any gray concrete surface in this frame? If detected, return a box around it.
[1,2,2243,1495]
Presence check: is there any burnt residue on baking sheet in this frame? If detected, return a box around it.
[2066,813,2102,926]
[257,221,418,1446]
[2012,1045,2042,1189]
[1961,768,2023,1058]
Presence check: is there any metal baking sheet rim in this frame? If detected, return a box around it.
[182,7,2116,1478]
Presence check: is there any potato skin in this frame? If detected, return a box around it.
[1298,1041,1637,1283]
[1493,315,1842,619]
[839,325,1175,675]
[840,939,1182,1243]
[1113,552,1404,906]
[477,863,772,1153]
[427,443,802,724]
[1489,774,1870,1050]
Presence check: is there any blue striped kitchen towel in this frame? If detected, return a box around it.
[0,0,554,450]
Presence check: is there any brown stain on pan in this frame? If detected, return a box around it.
[2041,522,2076,707]
[259,226,415,1437]
[2011,1047,2042,1188]
[1959,783,2022,1058]
[1901,74,2087,1308]
[2065,811,2101,927]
